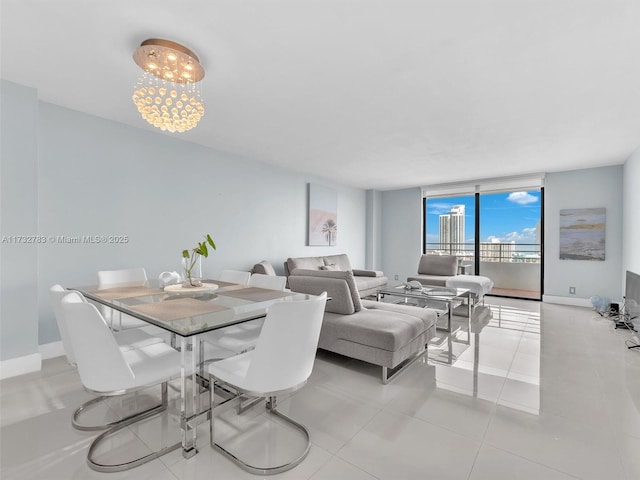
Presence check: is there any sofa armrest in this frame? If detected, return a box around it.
[352,269,384,278]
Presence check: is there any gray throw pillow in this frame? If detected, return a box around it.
[320,264,340,271]
[324,254,352,271]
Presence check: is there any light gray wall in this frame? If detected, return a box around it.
[380,187,422,282]
[1,81,39,361]
[623,147,640,278]
[544,165,623,301]
[36,103,366,344]
[1,80,368,355]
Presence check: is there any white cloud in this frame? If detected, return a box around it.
[426,202,456,215]
[485,226,537,243]
[507,192,538,205]
[503,231,524,242]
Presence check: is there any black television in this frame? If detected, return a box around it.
[626,270,640,317]
[624,270,640,349]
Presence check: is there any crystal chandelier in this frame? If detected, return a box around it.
[132,39,205,133]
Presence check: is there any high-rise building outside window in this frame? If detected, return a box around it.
[439,205,465,254]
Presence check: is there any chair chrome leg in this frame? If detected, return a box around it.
[209,387,311,476]
[209,377,227,452]
[86,382,180,472]
[212,397,311,476]
[87,416,180,472]
[236,395,263,414]
[73,391,164,432]
[73,396,115,431]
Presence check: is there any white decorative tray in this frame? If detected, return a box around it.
[164,283,219,293]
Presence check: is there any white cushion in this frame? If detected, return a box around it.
[445,275,494,296]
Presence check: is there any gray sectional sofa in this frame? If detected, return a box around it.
[284,254,387,297]
[287,269,436,383]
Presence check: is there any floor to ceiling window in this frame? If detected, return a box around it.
[423,177,544,300]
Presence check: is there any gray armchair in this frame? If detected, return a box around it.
[407,255,458,286]
[408,255,495,304]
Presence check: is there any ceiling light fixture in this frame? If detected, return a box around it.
[132,39,205,133]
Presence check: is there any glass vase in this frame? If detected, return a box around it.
[181,254,203,287]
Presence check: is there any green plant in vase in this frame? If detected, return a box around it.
[182,234,216,287]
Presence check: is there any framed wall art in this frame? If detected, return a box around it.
[308,183,337,246]
[559,207,606,260]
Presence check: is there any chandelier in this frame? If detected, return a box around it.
[132,39,205,133]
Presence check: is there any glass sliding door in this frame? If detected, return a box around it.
[423,179,544,300]
[424,195,475,269]
[478,189,542,299]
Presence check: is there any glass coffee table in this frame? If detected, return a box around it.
[376,284,471,332]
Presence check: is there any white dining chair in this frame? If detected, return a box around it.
[208,292,327,475]
[50,285,80,366]
[204,274,287,356]
[61,292,185,472]
[248,273,287,291]
[97,267,148,286]
[50,285,166,430]
[51,285,165,361]
[218,269,251,285]
[97,267,149,330]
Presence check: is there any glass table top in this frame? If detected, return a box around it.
[72,279,310,337]
[378,283,470,301]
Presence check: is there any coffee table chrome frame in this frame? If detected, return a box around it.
[376,285,471,333]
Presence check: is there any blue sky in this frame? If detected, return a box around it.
[425,191,541,245]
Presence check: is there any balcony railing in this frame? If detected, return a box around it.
[425,243,541,264]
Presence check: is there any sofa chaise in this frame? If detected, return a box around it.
[288,268,436,384]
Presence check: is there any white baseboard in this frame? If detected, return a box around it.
[543,295,593,308]
[39,341,65,360]
[0,353,41,380]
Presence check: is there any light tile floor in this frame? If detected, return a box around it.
[1,297,639,480]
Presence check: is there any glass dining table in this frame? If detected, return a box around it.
[72,279,311,459]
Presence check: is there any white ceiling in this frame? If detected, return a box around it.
[2,0,639,190]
